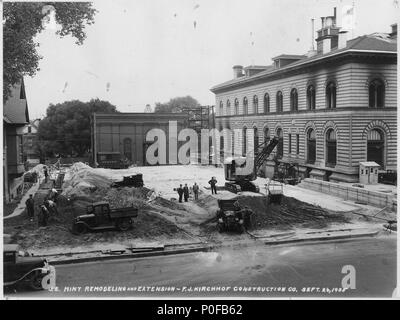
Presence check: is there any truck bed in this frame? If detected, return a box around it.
[109,207,138,218]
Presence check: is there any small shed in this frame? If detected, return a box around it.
[359,161,380,184]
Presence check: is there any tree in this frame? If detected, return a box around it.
[3,2,96,102]
[154,96,200,113]
[37,99,118,157]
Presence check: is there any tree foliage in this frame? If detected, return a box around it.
[37,99,118,157]
[154,96,200,113]
[3,2,96,101]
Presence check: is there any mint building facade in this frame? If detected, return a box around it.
[211,10,397,183]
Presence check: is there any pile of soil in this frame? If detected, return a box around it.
[233,195,351,230]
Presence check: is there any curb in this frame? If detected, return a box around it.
[49,245,213,265]
[263,230,380,245]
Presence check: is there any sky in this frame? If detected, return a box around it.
[21,0,399,119]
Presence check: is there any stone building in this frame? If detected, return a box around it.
[91,113,189,166]
[211,9,397,183]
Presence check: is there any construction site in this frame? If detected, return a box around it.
[4,155,396,258]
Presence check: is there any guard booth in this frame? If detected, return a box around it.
[359,161,380,185]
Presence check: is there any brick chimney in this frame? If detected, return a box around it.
[233,65,244,79]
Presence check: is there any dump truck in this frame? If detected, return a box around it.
[71,201,138,234]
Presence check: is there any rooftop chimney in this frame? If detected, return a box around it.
[233,65,244,79]
[338,30,348,49]
[390,23,397,39]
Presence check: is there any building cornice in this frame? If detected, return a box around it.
[211,50,397,94]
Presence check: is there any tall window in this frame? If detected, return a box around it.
[276,128,283,159]
[242,127,247,156]
[243,97,248,115]
[226,100,231,115]
[253,95,258,114]
[367,129,384,167]
[290,88,298,111]
[234,98,239,115]
[254,127,259,156]
[296,134,300,154]
[123,138,132,161]
[264,93,270,113]
[307,129,316,164]
[264,127,270,145]
[369,79,385,108]
[307,85,316,110]
[326,129,337,166]
[288,134,292,153]
[219,101,223,115]
[326,81,337,109]
[276,91,283,112]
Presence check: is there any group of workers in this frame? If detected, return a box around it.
[25,187,59,227]
[175,177,219,202]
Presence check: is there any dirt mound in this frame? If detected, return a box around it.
[233,195,351,230]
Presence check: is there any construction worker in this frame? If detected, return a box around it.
[193,182,199,200]
[38,204,49,227]
[208,177,218,194]
[25,194,35,222]
[183,184,189,202]
[177,184,184,203]
[51,188,58,203]
[44,166,48,183]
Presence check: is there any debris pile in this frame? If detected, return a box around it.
[232,195,351,230]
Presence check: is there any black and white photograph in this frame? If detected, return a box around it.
[1,0,398,303]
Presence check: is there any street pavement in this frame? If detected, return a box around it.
[6,234,397,298]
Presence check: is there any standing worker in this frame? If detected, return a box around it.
[183,184,190,202]
[38,204,49,227]
[25,194,35,222]
[208,176,218,195]
[177,184,184,203]
[44,166,48,183]
[51,188,58,203]
[193,182,199,200]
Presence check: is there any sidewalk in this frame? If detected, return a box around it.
[4,178,54,220]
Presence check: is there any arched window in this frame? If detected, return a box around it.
[219,101,223,115]
[226,100,231,115]
[253,95,258,114]
[254,127,259,156]
[276,91,283,112]
[264,93,270,113]
[264,127,270,144]
[307,128,316,164]
[276,128,283,159]
[242,127,247,156]
[326,129,337,166]
[243,97,248,115]
[234,98,239,115]
[123,138,132,161]
[307,85,316,110]
[326,81,337,109]
[290,88,298,111]
[369,79,385,108]
[367,129,384,167]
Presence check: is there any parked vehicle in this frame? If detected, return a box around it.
[3,244,56,291]
[97,152,130,169]
[71,201,138,234]
[216,199,253,233]
[266,181,284,204]
[111,174,144,188]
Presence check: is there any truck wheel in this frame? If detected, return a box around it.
[73,223,87,235]
[28,271,43,290]
[117,219,131,231]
